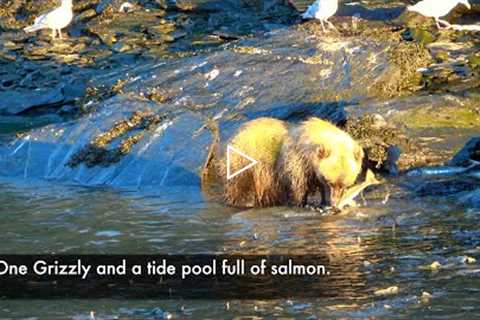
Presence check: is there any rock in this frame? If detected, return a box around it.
[450,137,480,166]
[62,81,87,102]
[459,185,480,208]
[420,291,432,303]
[431,261,442,270]
[0,87,64,115]
[175,0,196,11]
[350,94,480,170]
[460,256,477,264]
[112,42,132,53]
[154,0,168,10]
[57,104,79,116]
[0,27,434,186]
[74,0,101,12]
[96,0,115,14]
[374,286,399,296]
[345,114,408,174]
[74,9,98,23]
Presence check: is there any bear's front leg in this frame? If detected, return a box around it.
[291,189,309,207]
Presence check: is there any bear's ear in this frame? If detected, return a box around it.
[354,147,364,163]
[316,144,330,159]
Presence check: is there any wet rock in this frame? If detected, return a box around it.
[57,104,79,116]
[346,93,479,171]
[67,110,167,168]
[469,53,480,69]
[96,0,116,14]
[74,9,98,23]
[374,286,399,296]
[0,26,435,186]
[0,87,64,115]
[413,178,478,197]
[73,0,101,12]
[392,99,480,130]
[459,187,480,208]
[420,291,432,304]
[403,27,437,46]
[450,137,480,166]
[420,261,442,271]
[460,256,476,264]
[86,9,169,49]
[154,0,168,10]
[345,114,408,174]
[112,41,132,52]
[175,0,197,11]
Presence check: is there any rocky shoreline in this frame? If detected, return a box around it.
[0,0,479,205]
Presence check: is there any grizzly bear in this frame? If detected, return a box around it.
[215,117,364,208]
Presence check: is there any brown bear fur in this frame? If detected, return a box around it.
[220,117,289,207]
[217,117,364,208]
[278,118,364,207]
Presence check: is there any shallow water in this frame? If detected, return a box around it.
[1,0,479,317]
[1,175,480,319]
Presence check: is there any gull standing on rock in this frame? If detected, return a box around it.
[302,0,339,32]
[407,0,471,29]
[23,0,73,39]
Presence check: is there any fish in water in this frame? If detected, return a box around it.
[406,160,480,177]
[407,0,471,29]
[302,0,339,32]
[23,0,73,39]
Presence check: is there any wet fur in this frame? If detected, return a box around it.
[220,117,363,208]
[279,118,364,206]
[220,118,288,207]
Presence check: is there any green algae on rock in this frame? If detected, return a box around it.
[370,41,431,98]
[392,102,480,130]
[298,20,432,99]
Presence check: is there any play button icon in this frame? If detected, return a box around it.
[226,145,258,180]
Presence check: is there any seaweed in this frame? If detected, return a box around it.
[67,110,166,168]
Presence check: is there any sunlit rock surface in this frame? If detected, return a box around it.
[0,27,430,187]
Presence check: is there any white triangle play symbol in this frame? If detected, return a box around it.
[226,145,258,180]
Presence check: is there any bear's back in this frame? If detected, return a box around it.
[229,117,288,165]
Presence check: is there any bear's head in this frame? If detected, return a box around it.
[310,129,364,208]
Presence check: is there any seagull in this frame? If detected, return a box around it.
[23,0,73,39]
[302,0,339,32]
[407,0,471,29]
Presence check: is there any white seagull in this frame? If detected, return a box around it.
[24,0,73,39]
[302,0,339,32]
[407,0,471,29]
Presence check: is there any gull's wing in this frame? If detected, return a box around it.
[408,0,458,17]
[302,0,320,19]
[302,0,337,20]
[24,7,57,31]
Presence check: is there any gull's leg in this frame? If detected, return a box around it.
[320,19,326,32]
[58,29,63,39]
[326,19,338,32]
[51,29,56,39]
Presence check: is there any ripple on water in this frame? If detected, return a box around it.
[1,172,480,317]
